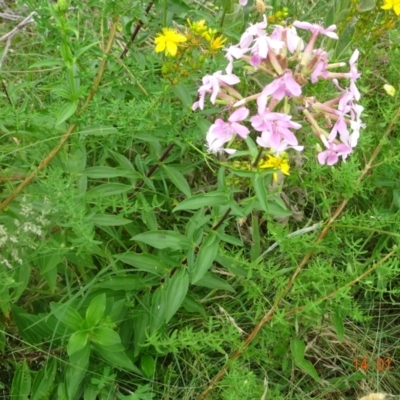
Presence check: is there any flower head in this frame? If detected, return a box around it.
[154,28,187,57]
[209,35,227,50]
[259,153,290,182]
[381,0,400,15]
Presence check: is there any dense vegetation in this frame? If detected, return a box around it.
[1,0,400,399]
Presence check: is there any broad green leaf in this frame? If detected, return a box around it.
[165,269,189,323]
[29,58,65,69]
[114,252,170,275]
[173,192,227,212]
[194,272,235,292]
[56,101,77,126]
[37,253,60,293]
[149,286,166,334]
[172,83,193,107]
[191,234,220,284]
[252,173,269,213]
[331,312,344,342]
[162,165,191,198]
[80,125,118,136]
[86,293,106,327]
[87,183,131,197]
[31,358,57,400]
[140,354,155,378]
[11,360,31,399]
[66,343,90,399]
[94,276,148,291]
[82,166,130,178]
[67,330,89,356]
[132,230,191,250]
[92,343,140,373]
[291,338,321,382]
[92,327,121,346]
[182,294,207,316]
[51,303,83,331]
[90,214,132,226]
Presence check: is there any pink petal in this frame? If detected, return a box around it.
[229,107,249,122]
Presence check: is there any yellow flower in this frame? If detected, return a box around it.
[381,0,400,15]
[154,28,187,57]
[259,153,290,182]
[383,84,396,96]
[187,19,208,35]
[209,35,227,50]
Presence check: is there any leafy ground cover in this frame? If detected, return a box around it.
[1,0,400,399]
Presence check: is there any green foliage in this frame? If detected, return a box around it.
[1,0,400,399]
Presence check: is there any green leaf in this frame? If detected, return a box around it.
[79,125,118,136]
[291,338,321,382]
[114,252,170,275]
[56,101,77,126]
[191,234,220,284]
[37,253,61,293]
[87,183,131,197]
[92,327,121,346]
[162,165,191,198]
[92,343,141,373]
[140,354,155,378]
[194,272,235,292]
[11,360,31,399]
[29,58,65,69]
[90,214,132,226]
[252,173,270,213]
[51,303,83,331]
[66,343,90,399]
[82,166,130,178]
[331,312,345,342]
[67,330,89,356]
[149,286,167,334]
[172,83,193,107]
[173,192,227,212]
[86,293,106,326]
[182,294,207,316]
[74,41,100,60]
[132,230,191,250]
[31,358,57,400]
[165,269,189,323]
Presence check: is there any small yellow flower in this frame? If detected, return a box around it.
[259,153,290,182]
[154,28,187,57]
[209,35,227,50]
[187,19,208,35]
[202,28,218,42]
[383,84,396,96]
[381,0,400,15]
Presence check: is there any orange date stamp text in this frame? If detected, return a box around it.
[353,358,392,372]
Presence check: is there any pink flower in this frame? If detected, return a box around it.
[317,136,352,165]
[257,70,302,112]
[225,45,248,74]
[293,21,339,39]
[249,35,284,67]
[255,112,302,150]
[310,49,328,83]
[270,25,304,53]
[193,71,240,110]
[294,21,338,65]
[329,114,350,143]
[239,15,267,49]
[239,0,248,5]
[206,107,250,152]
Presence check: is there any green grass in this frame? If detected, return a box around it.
[1,0,400,399]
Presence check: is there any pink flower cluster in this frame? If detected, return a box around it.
[192,17,364,166]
